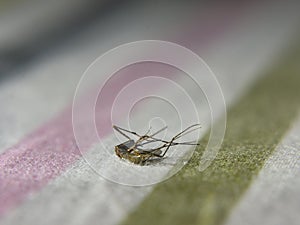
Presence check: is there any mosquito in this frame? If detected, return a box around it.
[113,124,201,165]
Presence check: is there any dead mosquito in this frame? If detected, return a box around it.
[113,124,201,165]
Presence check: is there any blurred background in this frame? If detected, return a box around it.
[1,0,298,81]
[0,0,299,151]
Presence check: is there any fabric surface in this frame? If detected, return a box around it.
[0,1,300,225]
[225,115,300,225]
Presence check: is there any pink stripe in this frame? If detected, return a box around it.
[0,1,250,217]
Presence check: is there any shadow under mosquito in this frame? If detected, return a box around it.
[143,156,185,167]
[112,153,185,167]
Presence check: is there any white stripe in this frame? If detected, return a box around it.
[1,1,300,225]
[225,114,300,225]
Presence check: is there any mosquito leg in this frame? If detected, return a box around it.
[150,125,168,137]
[113,125,143,139]
[139,139,200,153]
[113,125,131,140]
[156,124,201,148]
[160,138,176,157]
[137,126,168,146]
[138,142,173,157]
[159,130,201,157]
[173,124,201,140]
[141,124,201,146]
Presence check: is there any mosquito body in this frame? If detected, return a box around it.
[115,140,162,165]
[113,124,200,165]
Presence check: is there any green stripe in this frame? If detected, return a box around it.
[120,41,300,225]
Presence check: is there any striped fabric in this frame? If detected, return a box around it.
[0,1,300,225]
